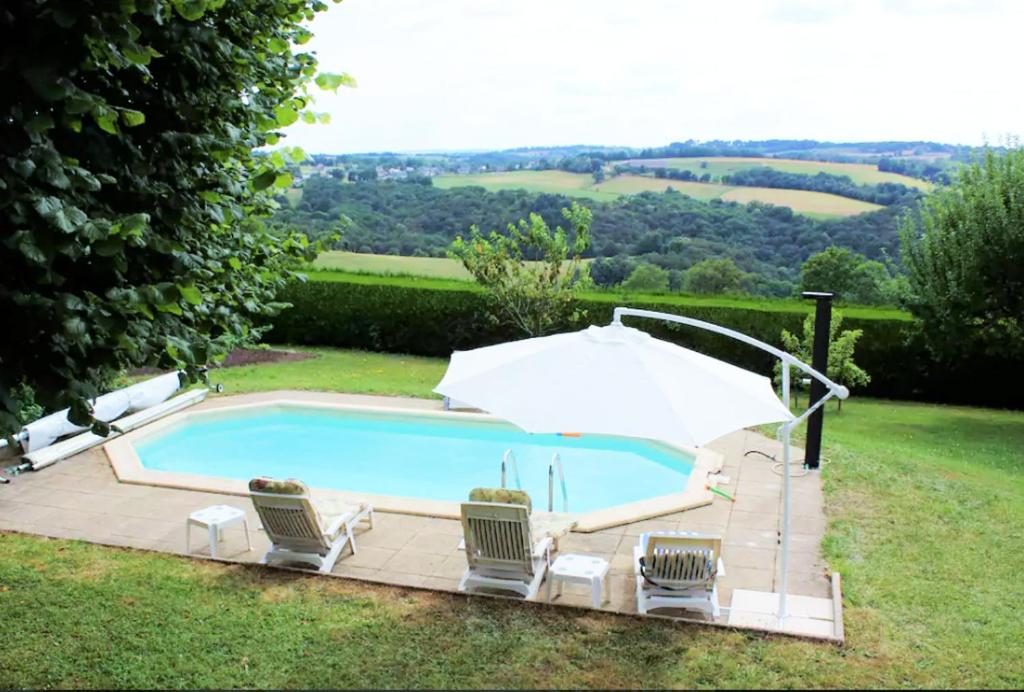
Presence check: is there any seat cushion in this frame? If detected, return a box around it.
[468,487,532,514]
[313,498,367,538]
[249,477,309,495]
[530,511,576,540]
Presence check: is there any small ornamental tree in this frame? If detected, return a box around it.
[901,148,1024,359]
[449,202,592,337]
[775,312,870,412]
[0,0,350,435]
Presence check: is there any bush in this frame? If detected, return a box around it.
[267,275,1024,407]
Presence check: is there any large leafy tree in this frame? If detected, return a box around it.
[0,0,348,434]
[449,202,592,337]
[901,149,1024,359]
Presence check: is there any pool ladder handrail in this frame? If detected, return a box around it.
[501,448,522,490]
[548,453,568,513]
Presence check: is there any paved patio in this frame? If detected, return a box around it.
[0,392,837,640]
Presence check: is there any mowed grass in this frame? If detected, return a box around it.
[313,251,473,280]
[617,156,933,189]
[2,347,1023,688]
[310,253,593,282]
[594,175,730,201]
[433,170,620,202]
[435,170,884,217]
[721,186,883,216]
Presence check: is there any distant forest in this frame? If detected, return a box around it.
[271,177,913,297]
[306,137,986,183]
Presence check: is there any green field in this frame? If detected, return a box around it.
[618,156,933,190]
[434,170,620,202]
[434,170,885,218]
[2,348,1022,688]
[313,251,473,279]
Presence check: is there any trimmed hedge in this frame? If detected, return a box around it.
[269,275,1023,407]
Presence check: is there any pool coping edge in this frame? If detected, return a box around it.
[103,392,722,532]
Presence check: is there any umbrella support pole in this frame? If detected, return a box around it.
[612,306,848,629]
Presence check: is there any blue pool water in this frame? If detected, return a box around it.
[135,406,694,513]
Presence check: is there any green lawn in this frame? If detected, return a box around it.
[2,348,1022,688]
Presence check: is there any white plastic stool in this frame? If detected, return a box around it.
[186,505,252,558]
[546,553,611,608]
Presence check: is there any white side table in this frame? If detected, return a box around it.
[186,505,252,559]
[546,553,610,608]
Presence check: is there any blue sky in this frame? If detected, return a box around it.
[282,0,1022,153]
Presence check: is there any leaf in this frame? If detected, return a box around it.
[315,72,357,92]
[92,110,119,134]
[63,316,88,337]
[301,110,316,124]
[172,0,208,21]
[273,172,293,189]
[156,302,183,316]
[40,164,71,190]
[268,37,289,54]
[252,170,277,190]
[289,146,307,163]
[26,114,55,134]
[121,109,146,127]
[21,67,68,101]
[122,213,149,234]
[227,257,242,270]
[178,284,203,305]
[12,159,36,178]
[274,104,299,127]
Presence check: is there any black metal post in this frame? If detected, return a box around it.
[801,292,833,469]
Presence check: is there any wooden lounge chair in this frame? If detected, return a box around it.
[249,477,374,573]
[459,488,552,599]
[634,531,725,617]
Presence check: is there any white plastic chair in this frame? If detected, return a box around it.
[459,500,552,599]
[634,531,725,617]
[249,477,374,574]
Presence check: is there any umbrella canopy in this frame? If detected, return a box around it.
[434,323,793,447]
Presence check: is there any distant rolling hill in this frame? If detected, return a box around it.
[616,156,933,189]
[434,170,884,218]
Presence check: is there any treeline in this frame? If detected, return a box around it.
[877,157,951,184]
[720,168,922,205]
[612,164,713,183]
[272,177,912,297]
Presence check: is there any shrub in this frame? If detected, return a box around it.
[268,275,1024,407]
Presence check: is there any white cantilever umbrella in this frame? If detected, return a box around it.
[434,322,793,447]
[435,307,849,629]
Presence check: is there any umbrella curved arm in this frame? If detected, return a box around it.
[613,305,844,627]
[611,307,849,402]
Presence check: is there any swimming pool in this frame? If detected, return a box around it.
[133,403,696,514]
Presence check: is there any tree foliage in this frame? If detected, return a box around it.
[901,149,1024,359]
[0,0,346,434]
[776,312,870,411]
[448,202,592,337]
[684,258,748,295]
[276,176,914,297]
[799,246,902,305]
[620,263,670,293]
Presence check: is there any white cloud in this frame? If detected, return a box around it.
[280,0,1024,153]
